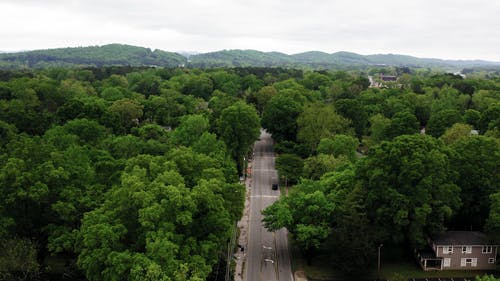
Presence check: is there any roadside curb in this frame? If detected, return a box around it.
[295,270,308,281]
[234,161,252,281]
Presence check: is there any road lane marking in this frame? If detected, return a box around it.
[252,169,277,172]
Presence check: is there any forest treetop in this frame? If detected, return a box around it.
[0,64,498,279]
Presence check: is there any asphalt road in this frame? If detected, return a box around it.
[245,130,294,281]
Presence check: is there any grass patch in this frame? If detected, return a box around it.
[290,238,348,280]
[44,255,69,274]
[379,262,495,280]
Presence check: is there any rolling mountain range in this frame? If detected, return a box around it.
[0,43,498,70]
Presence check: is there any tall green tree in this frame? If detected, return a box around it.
[485,192,500,243]
[317,134,359,161]
[386,111,419,138]
[303,154,349,180]
[107,98,144,134]
[368,113,391,145]
[335,99,368,138]
[217,101,260,174]
[181,74,214,100]
[275,153,304,184]
[357,135,460,247]
[297,103,351,153]
[426,109,462,137]
[77,156,235,281]
[439,123,472,145]
[261,94,302,142]
[263,180,335,264]
[329,186,376,274]
[245,85,277,115]
[450,136,500,229]
[170,114,210,147]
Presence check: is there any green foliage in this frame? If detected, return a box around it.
[0,65,499,280]
[297,103,352,152]
[485,192,500,242]
[463,109,481,128]
[479,103,500,133]
[275,153,304,184]
[317,134,359,161]
[426,109,463,137]
[450,136,500,229]
[217,101,260,174]
[368,113,392,144]
[170,114,210,147]
[263,181,335,263]
[0,238,40,281]
[301,72,332,91]
[181,74,214,100]
[439,123,473,145]
[0,120,17,146]
[262,94,302,142]
[335,99,368,137]
[476,275,500,281]
[357,134,460,247]
[387,111,420,138]
[77,155,235,281]
[245,85,276,114]
[303,154,350,180]
[329,187,376,274]
[107,98,144,133]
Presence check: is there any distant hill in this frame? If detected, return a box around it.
[0,44,187,69]
[0,44,499,70]
[188,49,293,68]
[189,50,500,69]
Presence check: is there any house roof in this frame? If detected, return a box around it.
[432,231,489,245]
[420,246,440,259]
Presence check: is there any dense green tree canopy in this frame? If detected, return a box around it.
[426,109,462,137]
[217,101,260,174]
[261,94,302,142]
[297,103,351,152]
[357,135,460,247]
[0,65,499,279]
[263,180,335,264]
[77,156,238,281]
[449,136,500,230]
[275,153,304,184]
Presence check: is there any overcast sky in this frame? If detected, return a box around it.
[1,0,499,61]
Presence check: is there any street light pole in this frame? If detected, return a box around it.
[377,244,383,280]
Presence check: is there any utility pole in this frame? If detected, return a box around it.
[377,244,383,280]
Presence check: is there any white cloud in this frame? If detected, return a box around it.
[0,0,499,60]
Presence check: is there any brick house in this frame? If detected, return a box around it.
[418,231,498,270]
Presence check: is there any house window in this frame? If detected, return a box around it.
[443,258,451,267]
[443,246,453,254]
[488,258,495,264]
[482,246,493,253]
[461,258,477,267]
[462,246,472,254]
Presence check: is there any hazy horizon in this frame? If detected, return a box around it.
[1,0,499,61]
